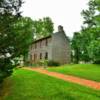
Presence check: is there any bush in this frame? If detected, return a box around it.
[37,60,60,67]
[47,60,60,66]
[0,58,14,84]
[38,60,48,66]
[0,70,3,83]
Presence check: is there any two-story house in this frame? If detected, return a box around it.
[28,25,71,64]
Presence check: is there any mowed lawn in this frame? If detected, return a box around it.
[48,64,100,82]
[0,69,100,100]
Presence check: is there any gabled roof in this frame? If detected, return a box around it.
[33,35,52,44]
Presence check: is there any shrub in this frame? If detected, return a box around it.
[47,60,60,66]
[37,60,60,67]
[38,60,48,66]
[0,58,14,83]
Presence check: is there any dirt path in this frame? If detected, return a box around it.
[23,67,100,90]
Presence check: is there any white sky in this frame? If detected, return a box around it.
[21,0,89,37]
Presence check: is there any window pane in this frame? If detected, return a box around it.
[45,52,48,59]
[40,53,42,59]
[45,39,48,46]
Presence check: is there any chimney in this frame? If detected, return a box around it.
[58,25,64,33]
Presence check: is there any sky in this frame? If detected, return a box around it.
[21,0,89,37]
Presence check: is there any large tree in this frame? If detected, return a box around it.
[71,32,81,63]
[33,17,54,39]
[71,0,100,63]
[81,0,100,63]
[0,0,33,83]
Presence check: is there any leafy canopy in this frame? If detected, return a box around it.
[71,0,100,63]
[0,0,33,83]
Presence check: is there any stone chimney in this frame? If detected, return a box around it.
[58,25,64,33]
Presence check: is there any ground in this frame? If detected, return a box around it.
[0,65,100,100]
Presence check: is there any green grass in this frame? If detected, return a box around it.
[48,64,100,82]
[1,69,100,100]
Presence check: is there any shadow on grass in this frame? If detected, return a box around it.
[0,77,12,100]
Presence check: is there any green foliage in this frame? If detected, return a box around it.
[0,0,33,83]
[37,60,60,67]
[88,40,100,64]
[37,60,48,66]
[0,58,14,83]
[79,27,100,62]
[81,0,100,28]
[80,0,100,63]
[72,0,100,63]
[33,17,54,39]
[11,17,34,59]
[71,32,81,63]
[0,0,22,83]
[47,60,60,66]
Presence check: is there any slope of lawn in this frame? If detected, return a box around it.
[48,64,100,82]
[0,69,100,100]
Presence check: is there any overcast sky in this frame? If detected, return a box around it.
[21,0,89,37]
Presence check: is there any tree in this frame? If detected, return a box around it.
[71,0,100,63]
[12,17,34,61]
[71,32,81,63]
[88,39,100,63]
[81,0,100,63]
[0,0,33,83]
[81,0,100,28]
[33,17,54,39]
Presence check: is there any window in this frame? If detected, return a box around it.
[35,43,37,49]
[30,54,32,60]
[45,39,48,46]
[34,54,37,61]
[31,45,34,50]
[40,53,42,59]
[45,52,48,59]
[40,41,42,48]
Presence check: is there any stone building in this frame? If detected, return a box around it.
[28,25,71,64]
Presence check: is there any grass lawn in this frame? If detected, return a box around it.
[48,64,100,82]
[0,69,100,100]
